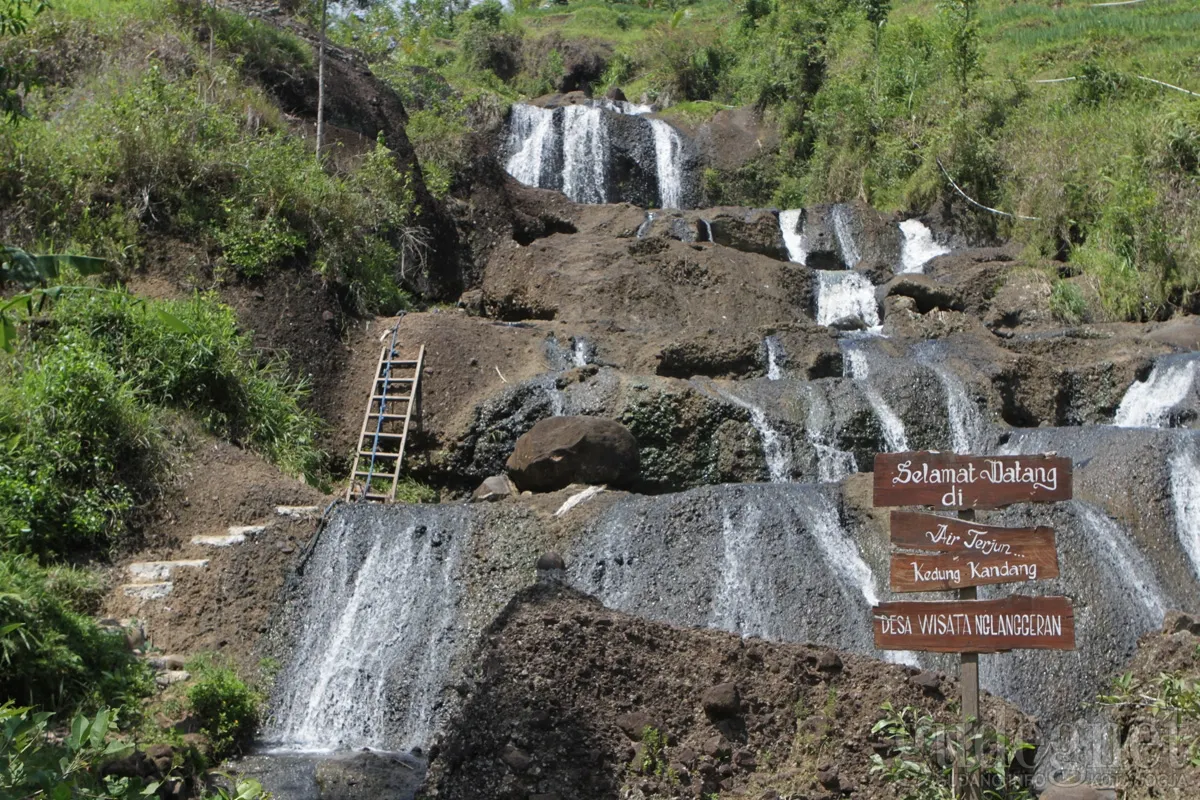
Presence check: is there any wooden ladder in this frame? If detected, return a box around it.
[346,331,425,503]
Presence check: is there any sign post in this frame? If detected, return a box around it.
[872,452,1076,799]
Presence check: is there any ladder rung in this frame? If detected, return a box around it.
[362,494,391,500]
[366,432,407,440]
[374,377,415,383]
[381,360,419,367]
[366,412,408,420]
[358,449,402,457]
[370,394,412,402]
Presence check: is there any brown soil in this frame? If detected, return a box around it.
[1104,613,1200,799]
[424,584,1032,800]
[104,424,328,669]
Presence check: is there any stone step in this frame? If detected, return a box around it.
[191,533,245,548]
[123,583,173,600]
[229,525,266,537]
[127,560,209,583]
[275,505,320,519]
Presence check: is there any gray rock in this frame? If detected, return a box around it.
[314,751,423,800]
[506,416,639,492]
[472,474,516,502]
[1039,786,1117,800]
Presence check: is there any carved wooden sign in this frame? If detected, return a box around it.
[873,452,1073,510]
[873,595,1076,653]
[888,511,1059,592]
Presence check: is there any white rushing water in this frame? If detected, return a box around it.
[505,101,693,208]
[765,336,784,380]
[830,204,861,268]
[816,270,880,331]
[561,105,608,204]
[898,219,949,274]
[779,208,807,265]
[711,505,774,639]
[1076,503,1167,623]
[1113,357,1198,428]
[571,337,594,367]
[710,382,792,483]
[845,349,909,452]
[505,104,557,188]
[269,511,468,752]
[802,385,857,483]
[649,118,685,209]
[1169,439,1200,579]
[917,348,985,453]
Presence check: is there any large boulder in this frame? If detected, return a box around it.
[506,416,639,492]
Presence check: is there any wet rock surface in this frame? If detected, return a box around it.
[506,416,639,492]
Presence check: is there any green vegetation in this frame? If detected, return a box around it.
[0,556,152,713]
[1,289,322,558]
[869,702,1034,799]
[185,656,264,761]
[2,1,423,314]
[338,0,1198,321]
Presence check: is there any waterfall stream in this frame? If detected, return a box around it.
[1170,437,1200,579]
[815,271,880,331]
[561,105,609,204]
[898,219,949,273]
[830,204,861,268]
[504,101,695,208]
[268,507,470,752]
[1113,355,1198,428]
[779,209,807,265]
[765,336,784,381]
[844,348,908,451]
[649,118,685,209]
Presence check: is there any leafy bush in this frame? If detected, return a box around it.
[0,42,423,312]
[0,703,156,799]
[869,702,1034,800]
[0,555,152,711]
[1049,279,1089,325]
[0,288,324,556]
[185,657,263,761]
[54,291,325,477]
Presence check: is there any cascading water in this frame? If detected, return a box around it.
[1074,503,1167,623]
[711,505,775,639]
[1169,436,1200,579]
[844,348,909,452]
[503,101,695,208]
[830,204,861,268]
[765,336,784,380]
[706,381,792,483]
[649,118,685,209]
[779,209,807,265]
[917,345,985,453]
[268,506,470,752]
[1113,355,1198,428]
[802,384,857,483]
[898,219,949,274]
[571,336,594,367]
[815,271,880,331]
[561,105,609,204]
[569,483,885,655]
[505,104,558,189]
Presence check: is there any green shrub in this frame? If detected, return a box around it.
[185,657,263,761]
[0,332,162,555]
[0,554,153,711]
[1049,279,1089,325]
[0,703,154,799]
[52,290,324,479]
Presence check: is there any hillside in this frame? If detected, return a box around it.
[1,0,1200,799]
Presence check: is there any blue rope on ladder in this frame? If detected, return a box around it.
[360,325,400,500]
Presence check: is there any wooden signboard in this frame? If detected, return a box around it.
[873,452,1072,510]
[873,595,1076,653]
[888,511,1059,592]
